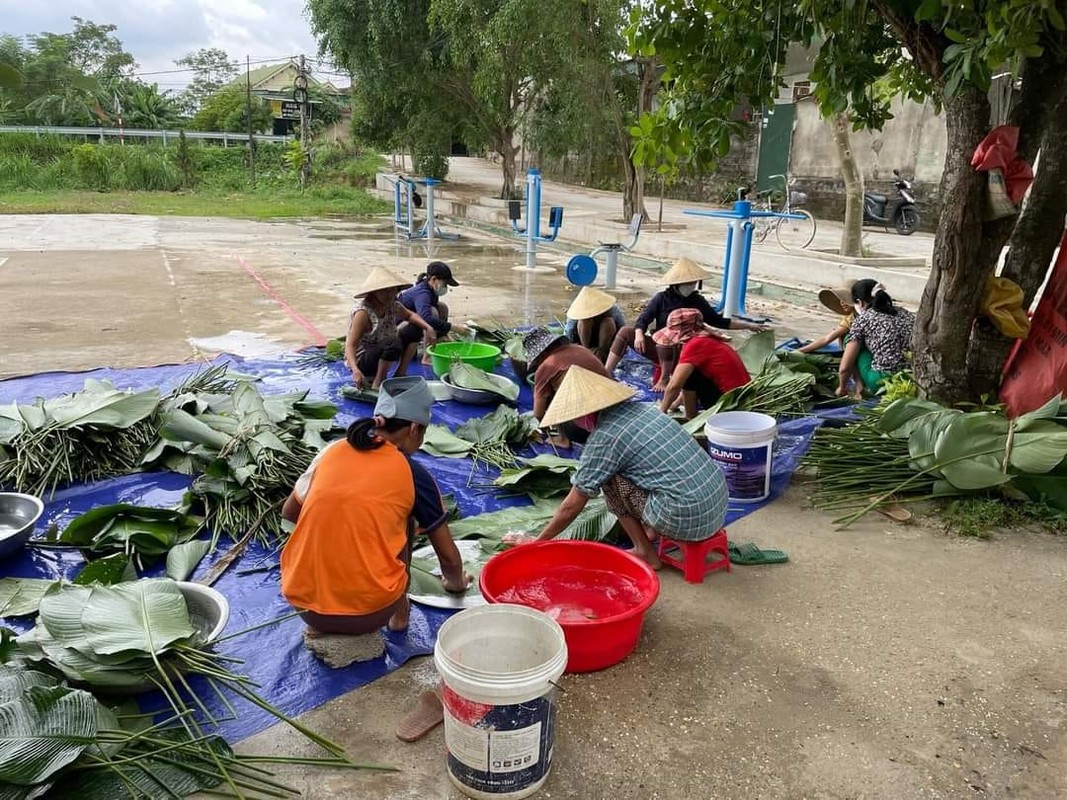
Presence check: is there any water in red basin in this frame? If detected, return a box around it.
[494,566,645,623]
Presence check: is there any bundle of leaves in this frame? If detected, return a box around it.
[493,455,580,498]
[295,336,346,367]
[49,505,210,582]
[1,579,392,798]
[448,363,520,403]
[421,405,540,471]
[447,497,619,548]
[0,368,239,499]
[144,382,338,547]
[803,396,1067,526]
[0,380,161,498]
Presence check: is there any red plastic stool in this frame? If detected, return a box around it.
[657,528,731,584]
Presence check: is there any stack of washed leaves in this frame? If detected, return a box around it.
[803,396,1067,525]
[421,405,540,472]
[0,579,388,798]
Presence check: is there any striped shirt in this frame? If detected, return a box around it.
[573,401,728,539]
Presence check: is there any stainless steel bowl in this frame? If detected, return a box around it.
[441,374,516,405]
[175,581,230,644]
[0,492,44,560]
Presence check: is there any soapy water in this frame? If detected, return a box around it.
[495,566,645,623]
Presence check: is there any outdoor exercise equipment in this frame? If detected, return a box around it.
[509,168,564,270]
[564,213,642,288]
[391,175,458,240]
[685,200,807,318]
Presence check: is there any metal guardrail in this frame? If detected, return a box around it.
[0,125,292,145]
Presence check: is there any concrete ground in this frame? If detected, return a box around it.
[2,213,1065,799]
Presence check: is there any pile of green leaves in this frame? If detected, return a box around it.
[0,368,238,498]
[145,382,338,547]
[0,380,161,498]
[421,405,540,472]
[448,497,619,547]
[803,396,1067,526]
[448,363,520,403]
[2,579,391,798]
[295,337,346,367]
[493,455,579,498]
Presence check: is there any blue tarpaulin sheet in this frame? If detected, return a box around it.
[0,351,825,742]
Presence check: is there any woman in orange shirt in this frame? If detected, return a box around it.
[281,376,468,634]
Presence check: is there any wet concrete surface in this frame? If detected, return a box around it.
[0,214,825,379]
[4,213,1064,799]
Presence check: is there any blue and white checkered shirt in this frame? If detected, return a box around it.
[573,401,728,539]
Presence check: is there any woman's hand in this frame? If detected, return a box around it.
[441,571,473,594]
[502,531,535,547]
[352,368,366,389]
[634,330,647,354]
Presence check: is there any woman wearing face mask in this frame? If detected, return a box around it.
[503,367,729,569]
[344,267,436,390]
[836,279,915,398]
[398,261,469,359]
[604,257,768,391]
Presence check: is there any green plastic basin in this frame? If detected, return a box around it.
[426,341,502,378]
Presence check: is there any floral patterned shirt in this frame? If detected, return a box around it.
[849,308,915,372]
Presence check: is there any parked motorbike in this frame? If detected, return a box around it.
[863,169,919,235]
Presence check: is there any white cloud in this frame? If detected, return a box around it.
[0,0,347,89]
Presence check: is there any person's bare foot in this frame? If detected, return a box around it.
[638,549,663,571]
[549,433,572,449]
[651,381,667,393]
[388,596,410,632]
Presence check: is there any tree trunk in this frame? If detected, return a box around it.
[497,130,517,199]
[911,84,992,404]
[832,112,864,257]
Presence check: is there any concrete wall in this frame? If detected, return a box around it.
[788,96,946,227]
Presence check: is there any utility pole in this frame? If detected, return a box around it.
[245,55,256,186]
[294,55,311,189]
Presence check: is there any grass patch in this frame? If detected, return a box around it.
[0,187,389,220]
[939,496,1067,540]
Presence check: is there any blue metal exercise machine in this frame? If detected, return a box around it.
[391,175,458,240]
[509,168,564,270]
[684,199,806,318]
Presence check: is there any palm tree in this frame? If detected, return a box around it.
[124,83,178,129]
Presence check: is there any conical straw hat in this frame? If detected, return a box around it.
[567,286,617,321]
[353,267,412,298]
[540,366,637,429]
[817,285,855,316]
[660,257,710,285]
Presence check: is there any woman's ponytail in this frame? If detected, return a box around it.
[852,278,897,316]
[346,416,415,451]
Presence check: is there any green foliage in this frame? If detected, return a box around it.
[189,87,273,133]
[123,83,178,129]
[627,0,1067,176]
[173,47,238,116]
[939,496,1067,539]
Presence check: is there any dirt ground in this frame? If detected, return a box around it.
[2,214,1065,799]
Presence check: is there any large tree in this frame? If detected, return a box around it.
[631,0,1067,405]
[174,48,238,116]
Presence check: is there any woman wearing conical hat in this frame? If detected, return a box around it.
[564,286,627,363]
[505,366,729,569]
[344,267,436,390]
[604,257,768,391]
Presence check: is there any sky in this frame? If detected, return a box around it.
[0,0,349,89]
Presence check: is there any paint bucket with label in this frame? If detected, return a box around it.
[434,604,568,799]
[704,411,777,503]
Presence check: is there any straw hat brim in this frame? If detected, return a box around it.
[540,366,637,429]
[818,286,854,316]
[353,267,413,298]
[660,257,710,285]
[567,287,616,321]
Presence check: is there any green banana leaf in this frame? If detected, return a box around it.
[448,498,617,545]
[73,555,136,587]
[0,683,98,786]
[421,425,473,458]
[59,505,201,559]
[48,730,236,799]
[341,385,380,404]
[494,455,580,498]
[37,580,195,659]
[159,408,232,450]
[737,330,776,376]
[0,580,58,618]
[456,406,537,446]
[449,363,520,402]
[43,384,160,430]
[164,540,211,582]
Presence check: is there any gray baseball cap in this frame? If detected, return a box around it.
[374,376,433,426]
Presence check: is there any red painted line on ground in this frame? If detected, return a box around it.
[233,254,327,347]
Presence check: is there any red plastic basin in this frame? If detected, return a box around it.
[479,541,661,673]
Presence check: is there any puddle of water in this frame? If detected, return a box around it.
[190,331,289,358]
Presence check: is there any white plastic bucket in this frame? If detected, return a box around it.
[704,411,777,503]
[434,604,568,799]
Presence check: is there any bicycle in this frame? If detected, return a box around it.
[749,173,817,250]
